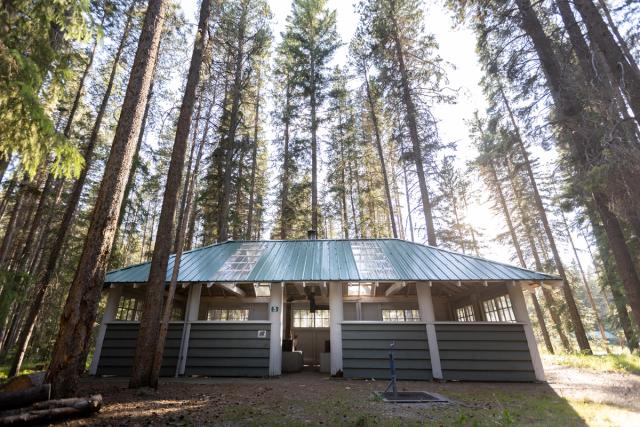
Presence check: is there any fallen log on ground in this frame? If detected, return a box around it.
[0,394,102,425]
[0,384,51,410]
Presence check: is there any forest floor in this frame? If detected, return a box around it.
[45,357,640,427]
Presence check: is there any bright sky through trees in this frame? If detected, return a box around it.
[5,0,640,394]
[178,0,578,265]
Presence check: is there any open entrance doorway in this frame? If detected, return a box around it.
[283,283,330,373]
[291,306,329,366]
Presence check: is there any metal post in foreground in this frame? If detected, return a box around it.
[384,342,398,399]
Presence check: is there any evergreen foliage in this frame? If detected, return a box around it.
[0,0,638,397]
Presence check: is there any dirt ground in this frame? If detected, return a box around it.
[544,363,640,412]
[52,363,640,427]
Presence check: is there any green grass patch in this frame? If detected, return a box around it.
[207,385,600,427]
[544,353,640,374]
[0,362,42,381]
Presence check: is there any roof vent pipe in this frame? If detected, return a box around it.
[307,229,317,240]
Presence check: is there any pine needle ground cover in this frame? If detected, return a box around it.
[41,358,639,427]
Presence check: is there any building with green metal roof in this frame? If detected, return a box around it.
[92,238,558,382]
[104,239,560,284]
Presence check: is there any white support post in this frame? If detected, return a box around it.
[177,283,201,376]
[416,282,443,380]
[90,285,123,375]
[269,282,284,376]
[329,281,343,375]
[508,281,546,381]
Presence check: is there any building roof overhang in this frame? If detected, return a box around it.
[104,239,562,288]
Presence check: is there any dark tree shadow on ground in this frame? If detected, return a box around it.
[56,372,598,426]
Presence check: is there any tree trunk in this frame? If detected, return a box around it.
[348,156,361,238]
[460,190,479,256]
[451,194,466,254]
[184,130,208,251]
[246,68,262,240]
[7,174,42,267]
[607,273,639,350]
[0,299,15,351]
[255,194,264,239]
[593,191,640,332]
[390,1,436,246]
[0,395,102,424]
[16,173,54,269]
[0,302,23,359]
[556,0,640,232]
[339,134,349,239]
[364,70,397,238]
[527,219,573,352]
[595,0,639,75]
[173,96,202,250]
[232,146,246,240]
[555,0,640,207]
[557,196,610,352]
[279,79,292,240]
[0,384,51,410]
[585,207,638,350]
[18,18,104,263]
[488,159,555,353]
[496,42,592,352]
[403,164,414,242]
[0,176,28,266]
[518,135,591,352]
[186,98,216,251]
[9,182,62,366]
[530,291,554,354]
[0,155,10,184]
[9,9,135,378]
[0,175,18,221]
[61,28,100,139]
[515,0,640,344]
[26,180,65,276]
[503,156,572,351]
[17,14,102,269]
[129,0,210,389]
[149,129,204,386]
[488,160,526,267]
[389,154,405,240]
[146,199,158,258]
[217,2,247,242]
[310,61,319,233]
[46,0,167,398]
[117,51,159,236]
[8,182,65,376]
[572,0,640,123]
[524,226,572,353]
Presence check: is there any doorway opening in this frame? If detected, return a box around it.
[282,282,331,374]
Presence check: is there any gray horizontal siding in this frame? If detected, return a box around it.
[97,323,183,377]
[435,323,535,382]
[185,322,270,377]
[342,323,431,380]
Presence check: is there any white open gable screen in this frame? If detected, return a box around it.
[350,241,396,279]
[216,242,266,281]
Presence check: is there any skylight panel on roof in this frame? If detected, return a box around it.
[351,241,396,279]
[216,242,266,281]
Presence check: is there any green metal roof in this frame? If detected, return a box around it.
[104,239,560,284]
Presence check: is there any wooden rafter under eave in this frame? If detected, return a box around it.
[216,282,245,296]
[385,282,406,296]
